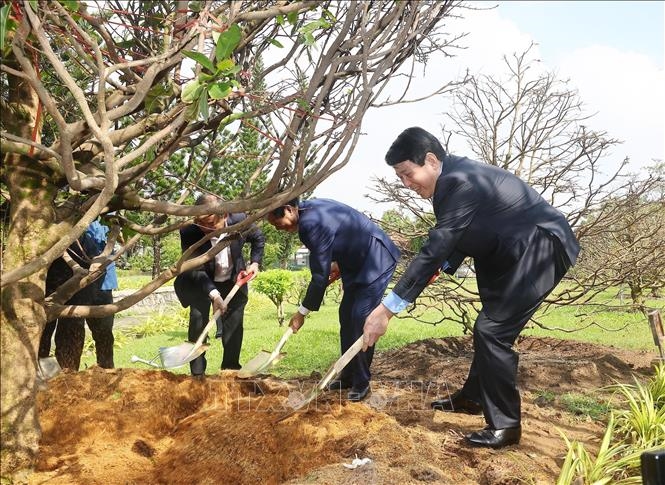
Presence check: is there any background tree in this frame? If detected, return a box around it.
[574,164,665,311]
[370,44,644,329]
[0,0,464,474]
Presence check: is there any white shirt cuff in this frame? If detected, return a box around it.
[209,289,222,300]
[382,291,411,314]
[298,305,311,316]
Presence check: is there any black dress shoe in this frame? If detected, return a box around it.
[347,385,370,402]
[327,379,352,391]
[465,426,521,448]
[431,391,483,415]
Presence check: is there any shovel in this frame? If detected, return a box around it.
[276,334,364,422]
[131,270,255,369]
[237,326,293,378]
[237,272,341,379]
[37,356,61,380]
[276,269,440,421]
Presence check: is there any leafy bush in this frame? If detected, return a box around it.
[288,268,311,306]
[125,310,185,338]
[556,363,665,484]
[127,249,154,272]
[253,269,294,325]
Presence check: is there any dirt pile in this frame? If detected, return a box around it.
[31,336,656,484]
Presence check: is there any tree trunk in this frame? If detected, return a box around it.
[1,162,55,477]
[152,235,161,279]
[277,301,284,326]
[1,51,54,477]
[629,282,645,312]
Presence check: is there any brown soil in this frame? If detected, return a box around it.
[30,336,656,485]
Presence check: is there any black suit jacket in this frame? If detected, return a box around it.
[174,213,265,307]
[393,154,580,321]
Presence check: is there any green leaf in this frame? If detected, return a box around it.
[287,11,298,25]
[181,79,202,103]
[145,82,171,114]
[184,102,199,121]
[216,58,235,74]
[276,15,284,26]
[188,1,202,13]
[269,38,284,48]
[215,24,241,61]
[301,32,315,47]
[322,8,337,24]
[209,82,231,100]
[198,89,209,121]
[183,50,215,73]
[0,5,10,53]
[59,0,79,12]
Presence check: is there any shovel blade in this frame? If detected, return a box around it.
[38,356,61,380]
[237,350,286,378]
[158,343,209,369]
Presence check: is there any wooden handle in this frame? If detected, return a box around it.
[272,327,293,357]
[333,335,364,374]
[192,281,246,348]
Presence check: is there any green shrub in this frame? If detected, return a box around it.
[253,269,294,325]
[557,364,665,484]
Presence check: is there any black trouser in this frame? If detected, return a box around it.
[460,229,571,428]
[39,317,86,370]
[187,279,248,375]
[87,289,115,368]
[338,263,396,390]
[38,288,115,370]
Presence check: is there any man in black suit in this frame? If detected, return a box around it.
[174,194,265,376]
[363,127,579,448]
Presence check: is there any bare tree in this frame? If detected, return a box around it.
[369,44,650,330]
[0,0,465,474]
[574,165,665,311]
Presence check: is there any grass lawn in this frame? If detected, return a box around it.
[81,280,661,377]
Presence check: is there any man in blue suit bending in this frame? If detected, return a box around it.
[268,198,400,402]
[364,127,580,448]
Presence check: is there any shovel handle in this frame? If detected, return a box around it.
[317,335,364,391]
[192,271,257,348]
[271,327,294,357]
[333,335,364,374]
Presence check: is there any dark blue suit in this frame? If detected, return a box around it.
[393,155,580,428]
[298,199,400,389]
[174,213,265,374]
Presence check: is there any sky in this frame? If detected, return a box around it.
[311,1,665,216]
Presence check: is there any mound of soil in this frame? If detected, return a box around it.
[31,336,656,484]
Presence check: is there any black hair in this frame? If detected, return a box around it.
[194,193,228,217]
[270,198,299,218]
[195,193,220,205]
[385,127,446,166]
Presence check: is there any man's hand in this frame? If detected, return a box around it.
[289,312,306,333]
[246,262,260,276]
[212,295,228,316]
[362,304,394,351]
[329,261,340,283]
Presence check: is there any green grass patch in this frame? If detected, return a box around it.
[560,393,611,421]
[81,280,660,377]
[81,293,456,376]
[116,269,153,291]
